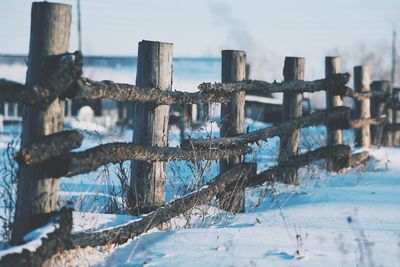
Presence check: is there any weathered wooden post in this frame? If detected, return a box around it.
[354,66,371,148]
[130,40,172,213]
[219,50,246,212]
[371,81,390,146]
[392,88,400,146]
[12,2,71,244]
[326,56,344,171]
[278,57,304,184]
[383,95,394,147]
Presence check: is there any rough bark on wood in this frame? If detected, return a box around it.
[14,130,83,165]
[0,52,82,109]
[326,57,344,171]
[278,57,304,185]
[13,2,71,244]
[349,117,387,129]
[219,50,246,212]
[69,164,255,248]
[248,144,351,187]
[181,107,352,150]
[338,87,389,101]
[383,97,394,147]
[199,73,350,94]
[0,207,73,267]
[41,142,252,178]
[130,40,173,213]
[354,66,371,148]
[68,77,232,104]
[392,92,400,146]
[371,81,391,146]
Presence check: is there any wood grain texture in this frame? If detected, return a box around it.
[219,50,246,212]
[371,81,391,146]
[326,57,344,171]
[13,2,71,244]
[130,40,172,213]
[278,57,304,184]
[354,66,371,148]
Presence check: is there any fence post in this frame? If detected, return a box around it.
[278,57,304,184]
[393,87,400,146]
[12,2,71,244]
[325,56,343,171]
[371,81,390,146]
[219,50,246,212]
[354,66,371,148]
[130,40,172,213]
[383,95,394,147]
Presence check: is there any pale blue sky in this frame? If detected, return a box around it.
[0,0,399,80]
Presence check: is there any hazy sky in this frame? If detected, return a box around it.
[0,0,399,80]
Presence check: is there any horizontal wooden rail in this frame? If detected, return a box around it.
[14,130,83,165]
[181,107,352,149]
[247,144,351,187]
[338,87,390,101]
[68,77,232,104]
[38,143,252,177]
[0,51,82,109]
[69,163,255,248]
[349,117,387,129]
[199,73,350,94]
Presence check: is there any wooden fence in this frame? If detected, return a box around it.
[0,2,397,266]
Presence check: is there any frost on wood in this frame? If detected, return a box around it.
[0,51,82,109]
[181,107,352,149]
[39,143,252,177]
[14,130,83,165]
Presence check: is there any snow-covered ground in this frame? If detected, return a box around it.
[2,116,400,266]
[54,147,399,267]
[1,62,399,266]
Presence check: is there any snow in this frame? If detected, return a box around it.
[72,211,138,233]
[245,94,282,105]
[0,222,59,259]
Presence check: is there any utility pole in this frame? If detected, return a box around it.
[77,0,82,51]
[391,30,397,86]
